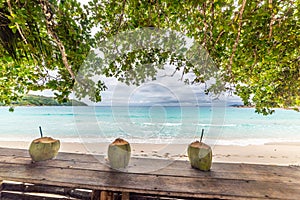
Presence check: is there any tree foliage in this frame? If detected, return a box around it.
[88,0,300,114]
[0,94,87,106]
[1,0,300,114]
[0,0,94,105]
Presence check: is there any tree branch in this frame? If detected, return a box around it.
[201,2,208,49]
[156,0,160,29]
[117,0,126,32]
[7,0,28,45]
[215,30,225,45]
[209,0,214,43]
[228,0,247,79]
[268,0,275,40]
[39,0,76,80]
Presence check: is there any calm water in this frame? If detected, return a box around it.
[0,106,300,146]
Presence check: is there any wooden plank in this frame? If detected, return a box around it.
[0,162,299,199]
[0,148,299,199]
[0,148,29,157]
[0,191,77,200]
[128,193,187,200]
[1,146,299,175]
[1,147,299,178]
[69,189,92,200]
[1,182,91,199]
[0,154,299,185]
[1,148,300,195]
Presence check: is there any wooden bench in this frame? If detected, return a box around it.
[0,147,299,200]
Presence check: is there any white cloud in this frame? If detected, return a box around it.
[90,66,242,106]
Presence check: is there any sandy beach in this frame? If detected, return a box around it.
[1,141,299,166]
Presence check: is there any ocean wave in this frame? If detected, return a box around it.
[2,106,300,146]
[197,124,237,127]
[161,123,182,126]
[31,113,75,116]
[131,122,182,127]
[238,123,256,127]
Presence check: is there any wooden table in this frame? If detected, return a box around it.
[0,147,299,200]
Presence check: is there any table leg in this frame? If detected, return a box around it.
[100,191,113,200]
[0,180,3,197]
[122,192,130,200]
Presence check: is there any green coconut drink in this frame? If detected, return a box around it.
[187,129,212,171]
[107,138,131,169]
[29,127,60,162]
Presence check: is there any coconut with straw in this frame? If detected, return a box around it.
[187,129,212,171]
[29,126,60,162]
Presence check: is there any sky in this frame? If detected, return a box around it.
[30,66,243,107]
[84,67,243,107]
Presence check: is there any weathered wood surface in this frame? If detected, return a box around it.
[0,181,91,199]
[0,147,299,199]
[0,192,69,200]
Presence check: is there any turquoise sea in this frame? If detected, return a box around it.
[0,106,300,146]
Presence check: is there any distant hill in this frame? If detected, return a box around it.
[8,95,87,106]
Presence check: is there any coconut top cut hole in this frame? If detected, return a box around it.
[189,141,210,149]
[111,138,129,145]
[33,137,59,143]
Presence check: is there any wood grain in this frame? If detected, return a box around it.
[1,181,91,199]
[0,147,299,199]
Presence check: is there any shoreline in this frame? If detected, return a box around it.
[1,141,299,166]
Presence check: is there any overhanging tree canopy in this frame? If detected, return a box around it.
[0,0,94,104]
[1,0,299,114]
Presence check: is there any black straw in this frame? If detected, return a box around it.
[200,129,204,143]
[39,126,43,138]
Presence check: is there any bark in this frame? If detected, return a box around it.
[228,0,247,80]
[39,0,76,80]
